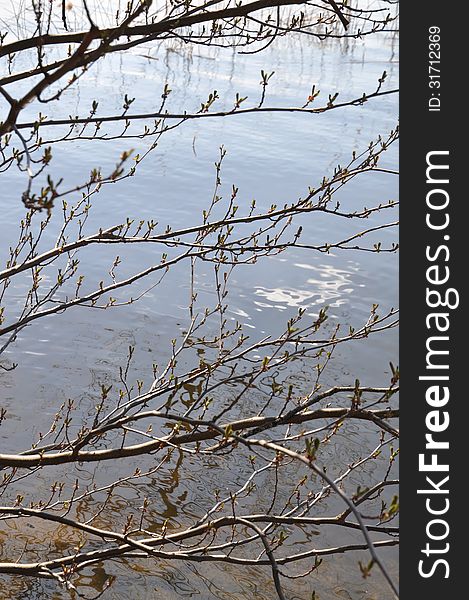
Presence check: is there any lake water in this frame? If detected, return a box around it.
[0,3,398,598]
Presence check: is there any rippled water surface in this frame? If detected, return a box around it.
[0,3,398,598]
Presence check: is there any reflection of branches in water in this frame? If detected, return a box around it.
[0,373,399,585]
[0,1,398,134]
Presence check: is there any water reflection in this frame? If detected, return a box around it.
[255,262,356,311]
[0,3,398,598]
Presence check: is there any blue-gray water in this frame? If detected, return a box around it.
[0,6,398,598]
